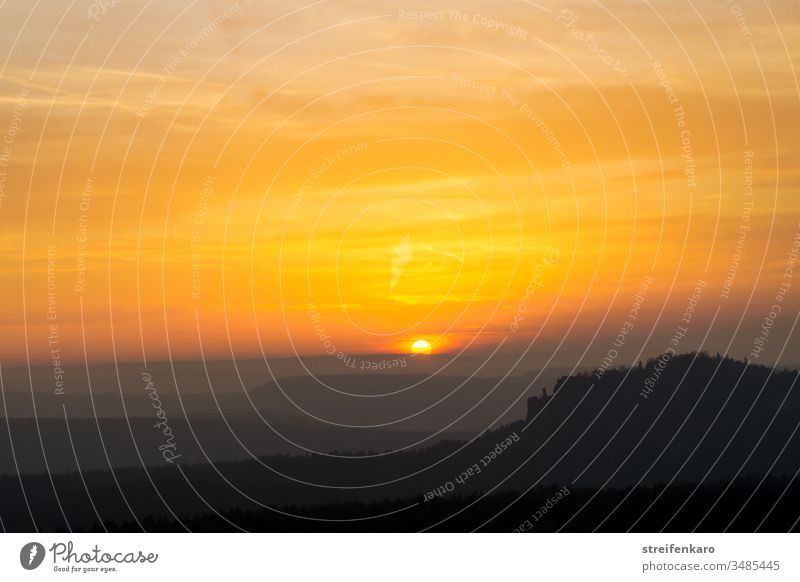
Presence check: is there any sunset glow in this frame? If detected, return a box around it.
[0,0,796,368]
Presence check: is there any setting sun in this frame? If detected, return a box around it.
[411,340,432,355]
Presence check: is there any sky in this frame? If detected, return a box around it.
[0,0,798,370]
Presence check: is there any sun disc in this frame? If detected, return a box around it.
[411,339,432,354]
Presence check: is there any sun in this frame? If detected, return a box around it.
[411,339,432,355]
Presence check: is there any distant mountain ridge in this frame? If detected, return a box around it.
[0,352,797,532]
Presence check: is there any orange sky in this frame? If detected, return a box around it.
[0,0,798,366]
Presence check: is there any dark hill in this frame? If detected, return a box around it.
[0,352,797,532]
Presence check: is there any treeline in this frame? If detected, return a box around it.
[86,476,800,532]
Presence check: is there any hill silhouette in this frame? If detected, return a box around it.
[0,352,797,532]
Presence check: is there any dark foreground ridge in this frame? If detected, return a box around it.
[0,352,797,532]
[91,477,800,532]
